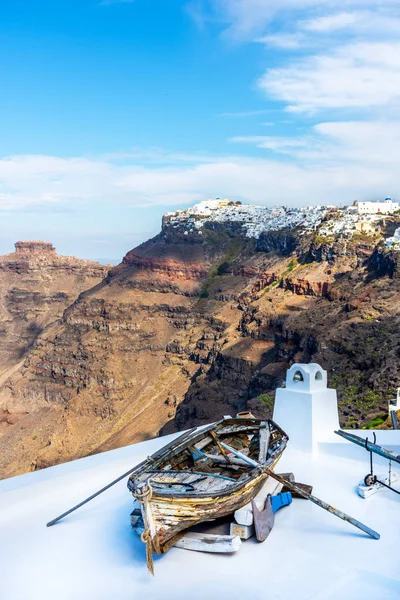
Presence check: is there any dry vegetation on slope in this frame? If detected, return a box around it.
[0,227,399,478]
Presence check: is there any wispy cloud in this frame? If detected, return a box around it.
[203,1,400,40]
[257,33,303,49]
[258,42,400,113]
[230,120,400,165]
[1,131,400,215]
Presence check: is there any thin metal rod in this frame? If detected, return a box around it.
[46,463,145,527]
[375,478,400,496]
[46,427,197,527]
[220,442,380,541]
[335,430,400,465]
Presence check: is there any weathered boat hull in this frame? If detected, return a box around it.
[128,417,288,563]
[141,454,283,554]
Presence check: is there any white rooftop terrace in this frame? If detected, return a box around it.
[1,364,399,600]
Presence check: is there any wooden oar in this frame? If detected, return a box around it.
[220,442,380,541]
[46,427,197,527]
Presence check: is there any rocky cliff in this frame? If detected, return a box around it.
[0,241,109,382]
[0,224,399,479]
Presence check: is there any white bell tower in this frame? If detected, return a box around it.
[273,363,340,453]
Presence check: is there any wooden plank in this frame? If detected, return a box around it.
[258,424,270,464]
[217,425,260,435]
[194,436,213,451]
[174,532,242,553]
[277,472,295,482]
[210,430,234,464]
[205,453,249,467]
[282,482,313,497]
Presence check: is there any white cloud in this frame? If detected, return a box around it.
[302,12,360,32]
[230,135,310,153]
[231,120,400,165]
[207,1,400,39]
[257,33,302,49]
[1,126,400,214]
[258,42,400,113]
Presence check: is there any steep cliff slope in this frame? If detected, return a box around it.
[0,222,399,479]
[0,242,110,443]
[0,242,109,376]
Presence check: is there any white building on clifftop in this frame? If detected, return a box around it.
[357,198,399,215]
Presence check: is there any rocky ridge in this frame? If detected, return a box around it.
[0,241,110,386]
[0,214,399,479]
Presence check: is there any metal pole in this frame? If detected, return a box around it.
[46,463,145,527]
[46,427,197,527]
[335,430,400,465]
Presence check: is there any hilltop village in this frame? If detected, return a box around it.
[163,197,400,248]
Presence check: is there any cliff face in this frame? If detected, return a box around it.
[0,242,110,379]
[0,227,399,479]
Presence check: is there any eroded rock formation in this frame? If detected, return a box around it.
[0,241,110,380]
[0,226,399,479]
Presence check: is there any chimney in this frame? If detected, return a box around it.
[273,363,340,453]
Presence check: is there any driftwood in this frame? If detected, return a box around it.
[258,423,270,463]
[279,472,313,497]
[175,532,242,553]
[282,482,313,497]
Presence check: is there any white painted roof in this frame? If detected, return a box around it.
[1,426,400,600]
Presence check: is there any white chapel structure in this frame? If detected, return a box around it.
[273,363,340,453]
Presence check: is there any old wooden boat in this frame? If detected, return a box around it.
[127,416,288,571]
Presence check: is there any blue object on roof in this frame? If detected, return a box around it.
[271,492,292,513]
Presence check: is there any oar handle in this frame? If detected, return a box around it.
[264,469,380,540]
[220,441,380,541]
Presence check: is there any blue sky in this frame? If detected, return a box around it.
[1,0,400,261]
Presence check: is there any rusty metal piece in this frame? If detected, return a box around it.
[252,495,275,542]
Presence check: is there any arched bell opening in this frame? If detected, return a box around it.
[293,370,304,383]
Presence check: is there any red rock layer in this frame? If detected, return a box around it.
[123,252,209,280]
